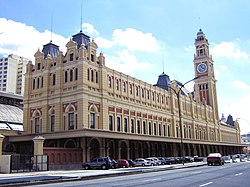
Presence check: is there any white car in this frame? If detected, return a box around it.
[134,158,151,166]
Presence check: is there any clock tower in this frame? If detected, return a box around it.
[193,29,219,120]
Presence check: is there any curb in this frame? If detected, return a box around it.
[0,163,207,187]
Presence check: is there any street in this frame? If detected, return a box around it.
[34,162,250,187]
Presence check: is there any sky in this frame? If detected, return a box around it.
[1,0,250,134]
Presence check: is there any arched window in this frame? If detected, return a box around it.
[75,68,78,80]
[158,123,162,136]
[137,120,140,134]
[96,71,98,83]
[116,79,119,90]
[188,126,192,138]
[167,125,171,137]
[52,74,56,85]
[65,71,68,83]
[149,122,152,135]
[109,115,113,131]
[117,116,121,131]
[141,88,144,98]
[108,76,112,88]
[124,118,128,132]
[130,83,133,94]
[49,108,55,132]
[70,69,73,81]
[89,104,99,129]
[123,81,126,92]
[37,77,40,89]
[136,86,138,96]
[87,69,90,81]
[32,110,41,134]
[33,78,35,89]
[91,70,94,82]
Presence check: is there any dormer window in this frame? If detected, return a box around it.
[70,53,74,61]
[37,63,41,70]
[91,54,94,62]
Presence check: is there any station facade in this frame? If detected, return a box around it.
[7,29,242,166]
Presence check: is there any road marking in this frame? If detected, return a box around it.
[235,173,243,176]
[144,179,158,182]
[200,182,213,187]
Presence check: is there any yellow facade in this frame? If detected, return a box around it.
[18,30,243,161]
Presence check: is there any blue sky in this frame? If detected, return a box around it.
[1,0,250,134]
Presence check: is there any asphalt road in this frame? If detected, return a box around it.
[34,162,250,187]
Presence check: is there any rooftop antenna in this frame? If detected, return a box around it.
[80,3,83,32]
[162,55,165,74]
[50,14,53,42]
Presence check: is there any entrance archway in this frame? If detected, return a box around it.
[89,138,100,160]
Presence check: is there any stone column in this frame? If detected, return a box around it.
[33,136,45,156]
[0,135,5,171]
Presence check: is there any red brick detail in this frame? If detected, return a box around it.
[108,106,115,112]
[130,111,135,116]
[43,147,83,165]
[153,116,157,120]
[158,117,162,121]
[116,108,122,113]
[148,114,152,119]
[124,110,129,115]
[137,112,141,117]
[143,113,147,118]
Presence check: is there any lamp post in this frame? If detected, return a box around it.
[168,77,199,165]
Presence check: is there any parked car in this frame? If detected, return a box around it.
[111,159,118,168]
[127,159,136,167]
[134,158,151,166]
[82,157,113,170]
[116,159,129,168]
[145,158,156,166]
[207,153,224,166]
[147,157,161,165]
[193,156,204,162]
[165,157,177,165]
[158,157,167,165]
[184,156,194,163]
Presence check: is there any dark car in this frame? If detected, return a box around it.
[82,157,112,170]
[111,159,118,169]
[127,159,136,167]
[207,153,224,166]
[165,157,177,165]
[193,156,204,162]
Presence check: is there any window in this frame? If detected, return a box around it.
[75,68,78,80]
[137,120,140,134]
[167,125,171,137]
[52,74,56,85]
[136,86,138,96]
[109,115,113,131]
[123,82,126,92]
[124,118,128,132]
[143,121,146,134]
[70,69,73,81]
[51,115,55,132]
[108,76,112,88]
[147,90,150,99]
[70,53,74,61]
[117,116,121,132]
[90,113,95,128]
[65,71,68,83]
[35,117,40,134]
[68,112,74,130]
[96,72,98,83]
[91,54,94,62]
[176,126,179,137]
[87,69,90,81]
[33,79,35,89]
[91,70,94,82]
[116,79,119,90]
[154,123,157,135]
[37,77,40,89]
[41,77,43,88]
[141,88,144,98]
[37,63,41,70]
[159,124,161,136]
[163,125,166,136]
[149,122,152,135]
[130,83,133,94]
[131,119,134,133]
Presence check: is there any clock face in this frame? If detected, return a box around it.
[197,63,207,73]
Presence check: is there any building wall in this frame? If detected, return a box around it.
[22,32,240,147]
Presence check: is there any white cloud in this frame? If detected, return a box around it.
[112,28,161,52]
[105,49,151,74]
[95,37,114,48]
[82,23,99,37]
[0,18,68,61]
[232,80,249,90]
[211,41,249,60]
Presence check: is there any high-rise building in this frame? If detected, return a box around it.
[0,54,29,95]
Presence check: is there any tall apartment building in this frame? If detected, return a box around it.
[6,29,243,166]
[0,54,29,95]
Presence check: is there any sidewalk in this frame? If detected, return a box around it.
[0,162,206,186]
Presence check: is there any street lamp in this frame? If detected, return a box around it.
[168,76,199,165]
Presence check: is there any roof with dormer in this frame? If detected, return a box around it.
[72,30,90,49]
[154,72,170,90]
[42,41,60,59]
